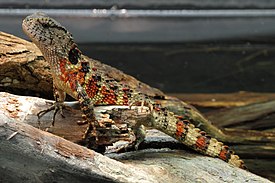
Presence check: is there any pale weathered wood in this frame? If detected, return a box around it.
[0,107,157,182]
[0,92,272,183]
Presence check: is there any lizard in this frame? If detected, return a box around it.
[22,12,246,169]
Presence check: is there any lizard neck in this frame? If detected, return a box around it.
[43,50,80,100]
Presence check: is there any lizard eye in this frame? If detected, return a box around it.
[68,46,81,65]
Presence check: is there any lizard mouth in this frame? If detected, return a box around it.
[22,12,51,45]
[22,12,47,33]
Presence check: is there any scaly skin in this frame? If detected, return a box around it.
[22,12,246,169]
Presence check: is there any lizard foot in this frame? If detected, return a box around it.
[81,121,104,151]
[37,101,66,127]
[115,125,146,153]
[80,116,99,143]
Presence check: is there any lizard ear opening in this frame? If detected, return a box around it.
[68,45,81,65]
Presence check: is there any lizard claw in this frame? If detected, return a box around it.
[37,101,66,127]
[77,120,88,125]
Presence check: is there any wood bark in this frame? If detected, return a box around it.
[0,93,157,183]
[0,92,272,183]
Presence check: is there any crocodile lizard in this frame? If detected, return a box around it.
[22,12,246,169]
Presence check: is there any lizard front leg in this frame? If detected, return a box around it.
[37,84,66,127]
[75,82,99,147]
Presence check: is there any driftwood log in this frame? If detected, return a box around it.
[0,92,156,183]
[0,31,274,181]
[0,92,272,183]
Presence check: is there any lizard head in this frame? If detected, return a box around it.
[22,12,82,66]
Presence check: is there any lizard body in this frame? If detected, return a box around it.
[22,12,246,169]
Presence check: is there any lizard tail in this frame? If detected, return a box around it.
[150,103,247,169]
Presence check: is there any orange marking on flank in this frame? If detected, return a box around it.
[86,78,98,98]
[59,59,69,82]
[68,71,77,90]
[102,89,117,104]
[195,136,207,150]
[219,147,229,161]
[176,121,185,137]
[77,71,85,85]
